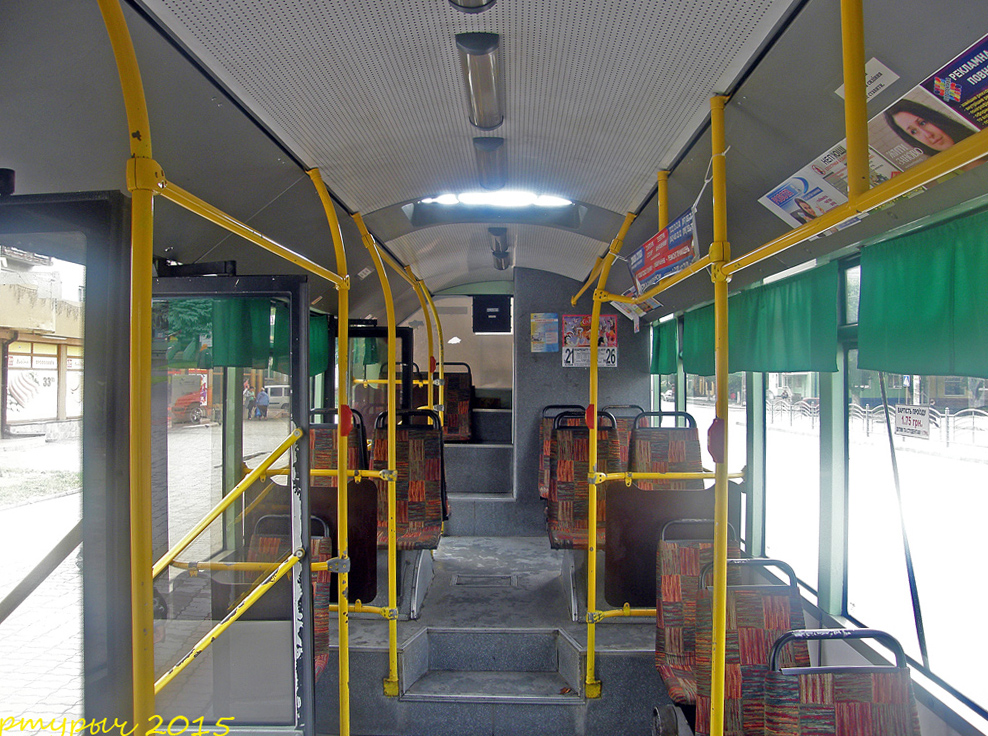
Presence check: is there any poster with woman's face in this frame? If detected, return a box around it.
[868,87,981,172]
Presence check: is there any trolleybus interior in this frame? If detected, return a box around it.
[2,0,988,735]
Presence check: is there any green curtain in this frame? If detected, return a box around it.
[731,260,839,373]
[212,298,270,369]
[859,208,988,378]
[650,319,678,375]
[272,302,290,375]
[309,314,330,377]
[682,304,716,376]
[272,304,333,377]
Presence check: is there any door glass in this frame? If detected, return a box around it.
[0,248,84,720]
[151,296,297,725]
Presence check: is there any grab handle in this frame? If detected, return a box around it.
[699,558,798,589]
[769,628,908,671]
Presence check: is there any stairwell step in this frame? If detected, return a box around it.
[401,670,583,704]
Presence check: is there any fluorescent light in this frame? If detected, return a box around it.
[459,190,534,207]
[418,190,572,208]
[421,193,459,205]
[473,137,506,190]
[455,33,503,130]
[762,259,817,285]
[534,195,572,207]
[448,336,462,344]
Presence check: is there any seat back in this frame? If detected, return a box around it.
[601,404,646,468]
[310,408,367,487]
[656,520,741,670]
[629,411,705,491]
[547,410,620,550]
[372,410,445,550]
[694,559,811,736]
[763,629,921,736]
[443,362,473,442]
[538,405,585,499]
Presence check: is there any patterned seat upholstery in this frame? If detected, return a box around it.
[763,630,921,736]
[310,410,366,488]
[372,411,444,550]
[538,406,584,500]
[694,560,811,736]
[656,537,742,669]
[629,423,706,491]
[601,405,646,470]
[311,536,334,681]
[546,416,620,550]
[443,363,473,442]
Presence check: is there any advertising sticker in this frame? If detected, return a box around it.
[561,314,618,368]
[627,208,698,293]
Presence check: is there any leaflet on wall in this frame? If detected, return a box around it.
[611,285,662,332]
[561,314,617,368]
[627,208,698,294]
[530,312,559,353]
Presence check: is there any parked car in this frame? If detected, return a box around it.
[265,384,291,416]
[171,391,203,424]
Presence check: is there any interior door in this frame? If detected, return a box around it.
[150,275,315,734]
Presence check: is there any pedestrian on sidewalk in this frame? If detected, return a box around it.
[256,387,269,419]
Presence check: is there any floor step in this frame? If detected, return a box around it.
[401,670,583,704]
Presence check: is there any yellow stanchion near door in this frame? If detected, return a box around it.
[308,167,354,736]
[584,211,635,698]
[353,213,402,696]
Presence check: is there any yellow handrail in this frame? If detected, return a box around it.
[584,210,636,699]
[353,213,401,696]
[158,180,345,288]
[95,0,156,727]
[152,429,302,579]
[154,550,302,694]
[408,274,436,410]
[422,287,446,424]
[307,167,354,736]
[708,94,731,736]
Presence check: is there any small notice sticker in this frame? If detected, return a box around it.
[894,405,930,439]
[835,58,900,101]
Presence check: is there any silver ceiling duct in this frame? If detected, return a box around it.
[456,33,504,130]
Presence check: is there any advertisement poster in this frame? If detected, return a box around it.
[627,208,698,293]
[5,365,58,422]
[869,33,986,173]
[808,141,900,197]
[530,312,559,353]
[561,314,618,368]
[612,285,662,332]
[758,168,848,228]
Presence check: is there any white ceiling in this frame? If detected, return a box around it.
[137,0,798,289]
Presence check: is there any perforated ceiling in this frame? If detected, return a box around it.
[139,0,797,284]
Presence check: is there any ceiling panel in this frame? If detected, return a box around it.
[139,0,798,216]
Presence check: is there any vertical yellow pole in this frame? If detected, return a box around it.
[408,273,435,410]
[96,1,156,730]
[584,211,635,699]
[307,169,352,735]
[354,215,400,696]
[841,0,870,202]
[657,171,670,231]
[422,288,446,427]
[708,95,731,736]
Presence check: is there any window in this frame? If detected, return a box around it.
[764,371,820,594]
[845,349,988,707]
